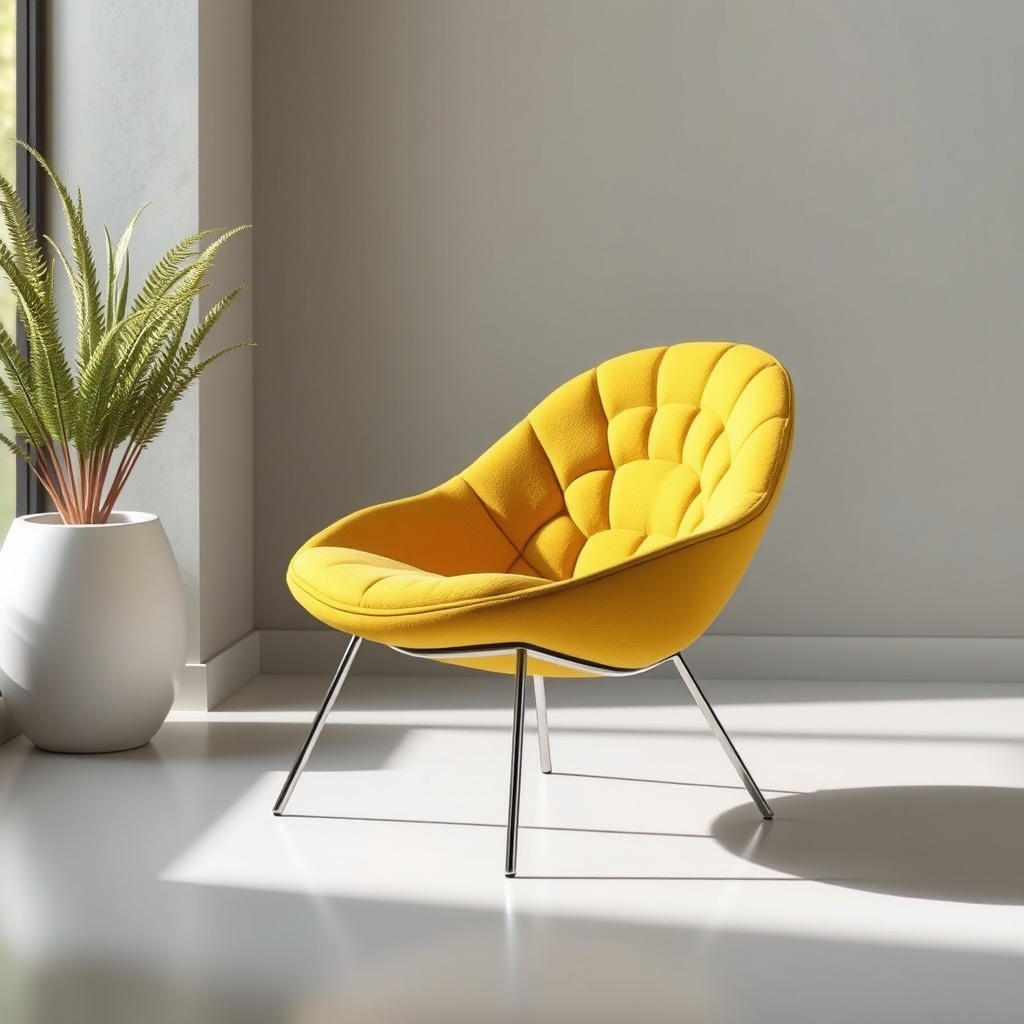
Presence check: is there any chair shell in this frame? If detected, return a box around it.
[287,341,794,677]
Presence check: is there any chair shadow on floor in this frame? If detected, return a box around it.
[713,785,1024,905]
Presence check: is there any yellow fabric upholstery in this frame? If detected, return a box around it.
[288,342,794,676]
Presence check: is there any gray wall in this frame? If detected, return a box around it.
[253,1,1024,641]
[49,0,253,666]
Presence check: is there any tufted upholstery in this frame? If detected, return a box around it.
[288,341,794,676]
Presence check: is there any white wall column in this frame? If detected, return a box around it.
[47,0,255,708]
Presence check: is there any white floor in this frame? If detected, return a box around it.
[2,672,1024,1024]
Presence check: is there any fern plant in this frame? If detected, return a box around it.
[0,143,249,524]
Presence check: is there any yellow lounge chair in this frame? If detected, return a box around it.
[276,341,795,876]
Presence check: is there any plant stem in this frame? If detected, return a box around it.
[78,449,92,523]
[87,452,101,522]
[37,443,72,521]
[98,441,143,522]
[34,446,71,521]
[96,444,115,516]
[30,451,63,517]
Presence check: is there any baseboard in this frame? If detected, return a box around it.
[258,629,1024,684]
[682,634,1024,683]
[175,631,262,710]
[0,696,20,746]
[5,630,1018,747]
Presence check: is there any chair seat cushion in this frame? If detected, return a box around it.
[289,546,546,615]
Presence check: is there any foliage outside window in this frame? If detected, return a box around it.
[0,1,15,539]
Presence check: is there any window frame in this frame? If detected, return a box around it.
[14,0,43,517]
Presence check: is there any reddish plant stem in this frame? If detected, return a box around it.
[64,453,82,523]
[94,446,116,519]
[30,452,63,517]
[35,445,74,522]
[78,450,93,523]
[85,450,106,523]
[65,447,83,523]
[37,444,70,521]
[98,441,144,522]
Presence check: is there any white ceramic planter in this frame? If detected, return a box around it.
[0,512,187,753]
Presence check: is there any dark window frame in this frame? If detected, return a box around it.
[14,0,43,516]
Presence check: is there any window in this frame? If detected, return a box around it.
[0,0,41,540]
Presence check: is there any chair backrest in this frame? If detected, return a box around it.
[461,341,794,581]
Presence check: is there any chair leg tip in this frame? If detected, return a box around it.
[505,870,517,878]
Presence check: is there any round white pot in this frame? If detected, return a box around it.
[0,512,187,753]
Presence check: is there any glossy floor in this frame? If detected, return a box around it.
[2,672,1024,1023]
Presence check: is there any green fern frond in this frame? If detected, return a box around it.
[0,386,44,452]
[0,241,74,441]
[0,172,46,292]
[129,228,216,314]
[75,307,155,452]
[44,232,84,333]
[112,204,146,281]
[0,239,61,347]
[104,302,195,447]
[104,227,114,329]
[19,142,104,364]
[104,204,146,330]
[0,320,48,445]
[126,283,241,429]
[0,429,31,464]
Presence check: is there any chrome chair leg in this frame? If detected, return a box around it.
[505,649,528,877]
[273,635,363,816]
[671,653,773,820]
[533,674,552,774]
